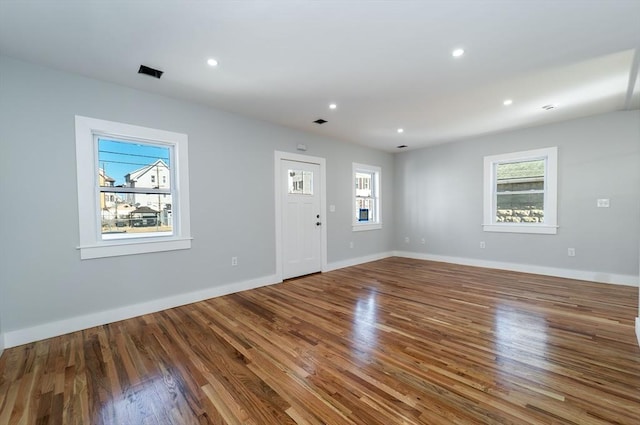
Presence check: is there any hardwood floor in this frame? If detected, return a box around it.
[1,257,639,424]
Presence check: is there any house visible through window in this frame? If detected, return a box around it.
[353,163,382,231]
[98,139,173,239]
[483,147,557,234]
[75,116,191,259]
[496,159,544,221]
[288,170,313,195]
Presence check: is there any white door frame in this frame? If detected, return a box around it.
[274,151,327,282]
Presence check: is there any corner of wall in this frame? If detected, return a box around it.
[394,251,639,287]
[325,251,394,272]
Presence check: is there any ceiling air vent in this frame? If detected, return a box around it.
[138,65,163,79]
[541,104,556,110]
[313,119,328,124]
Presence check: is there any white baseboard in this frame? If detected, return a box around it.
[3,252,635,350]
[393,251,639,287]
[325,251,394,272]
[3,274,280,349]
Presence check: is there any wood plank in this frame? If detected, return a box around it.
[0,257,639,424]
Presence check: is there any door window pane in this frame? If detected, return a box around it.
[288,170,313,195]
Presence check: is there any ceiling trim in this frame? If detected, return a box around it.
[624,47,640,110]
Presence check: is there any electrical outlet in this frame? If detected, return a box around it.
[231,256,238,266]
[404,237,410,244]
[349,241,354,249]
[597,199,610,208]
[567,248,575,257]
[421,238,426,245]
[480,241,486,249]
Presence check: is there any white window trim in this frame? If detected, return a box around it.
[352,162,382,231]
[75,116,192,259]
[483,147,557,234]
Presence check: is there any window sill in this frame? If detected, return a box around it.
[352,223,382,232]
[482,224,557,235]
[78,237,192,259]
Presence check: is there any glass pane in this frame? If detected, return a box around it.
[101,192,173,236]
[355,198,375,222]
[496,159,544,193]
[98,138,171,189]
[496,193,544,223]
[288,170,313,195]
[355,171,373,197]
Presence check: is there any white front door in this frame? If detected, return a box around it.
[282,160,322,279]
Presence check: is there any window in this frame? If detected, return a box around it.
[483,147,557,234]
[353,163,381,231]
[75,116,192,259]
[98,139,172,238]
[288,170,313,195]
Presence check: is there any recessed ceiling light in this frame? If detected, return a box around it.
[452,48,465,57]
[397,128,404,134]
[397,145,408,149]
[329,103,337,110]
[207,58,218,67]
[503,99,513,106]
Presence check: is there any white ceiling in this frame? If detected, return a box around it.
[1,0,639,152]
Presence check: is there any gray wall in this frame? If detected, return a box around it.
[0,56,394,333]
[1,53,637,342]
[0,304,4,354]
[394,111,640,278]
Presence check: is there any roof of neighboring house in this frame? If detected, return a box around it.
[130,206,159,214]
[497,160,544,182]
[126,159,169,182]
[99,168,115,183]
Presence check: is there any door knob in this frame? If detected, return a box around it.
[316,222,322,226]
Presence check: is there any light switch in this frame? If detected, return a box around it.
[329,205,336,212]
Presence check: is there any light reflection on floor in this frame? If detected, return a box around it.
[494,303,548,350]
[99,372,188,425]
[352,290,379,361]
[493,302,552,386]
